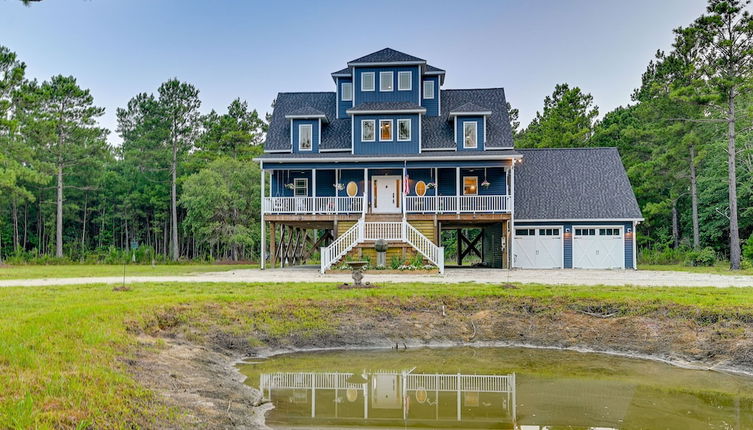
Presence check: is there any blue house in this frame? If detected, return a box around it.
[256,48,642,272]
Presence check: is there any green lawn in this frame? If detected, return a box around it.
[640,262,753,276]
[0,263,257,280]
[3,281,753,428]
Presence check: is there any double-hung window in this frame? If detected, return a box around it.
[293,178,308,197]
[361,72,375,92]
[341,82,352,101]
[380,71,393,91]
[379,119,393,141]
[463,122,477,149]
[361,120,375,142]
[397,119,411,141]
[423,80,435,99]
[298,124,312,151]
[398,71,411,91]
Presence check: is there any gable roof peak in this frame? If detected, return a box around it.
[348,48,426,66]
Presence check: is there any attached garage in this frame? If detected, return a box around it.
[572,227,624,269]
[513,227,563,269]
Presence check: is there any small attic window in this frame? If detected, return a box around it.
[463,122,477,149]
[341,82,352,101]
[298,124,312,151]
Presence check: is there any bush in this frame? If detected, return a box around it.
[684,247,717,267]
[390,255,402,270]
[638,245,692,265]
[743,233,753,264]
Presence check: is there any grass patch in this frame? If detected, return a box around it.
[0,263,257,280]
[3,281,753,427]
[641,263,753,276]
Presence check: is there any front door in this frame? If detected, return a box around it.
[372,176,401,214]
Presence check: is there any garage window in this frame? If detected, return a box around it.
[600,228,620,236]
[515,228,535,236]
[540,228,560,236]
[575,228,596,236]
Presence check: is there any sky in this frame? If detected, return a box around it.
[0,0,709,145]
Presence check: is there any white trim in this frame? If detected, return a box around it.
[483,116,487,147]
[289,118,293,147]
[293,177,309,197]
[264,149,293,153]
[516,218,645,222]
[331,72,351,77]
[320,148,351,153]
[298,123,313,151]
[361,119,376,142]
[423,80,435,99]
[348,60,426,67]
[453,116,458,145]
[463,121,477,149]
[347,108,426,115]
[312,168,316,199]
[380,71,394,92]
[379,119,393,142]
[361,72,375,92]
[285,114,327,120]
[421,147,457,152]
[417,66,421,105]
[317,118,321,150]
[397,118,411,141]
[632,221,637,270]
[341,82,353,101]
[485,146,515,150]
[398,71,412,91]
[335,77,339,119]
[255,154,523,162]
[424,71,445,75]
[417,114,422,153]
[350,114,355,153]
[351,67,356,106]
[449,111,492,118]
[260,166,265,269]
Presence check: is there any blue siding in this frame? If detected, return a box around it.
[460,167,505,195]
[353,66,421,105]
[271,170,312,197]
[337,77,353,119]
[291,119,319,153]
[315,169,336,197]
[437,168,456,196]
[339,169,366,196]
[514,221,635,269]
[406,168,437,197]
[420,76,440,117]
[455,117,485,151]
[353,114,420,155]
[263,160,510,170]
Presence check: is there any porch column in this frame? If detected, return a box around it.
[335,168,339,214]
[402,164,407,219]
[455,166,460,214]
[312,168,317,213]
[509,161,515,269]
[363,168,368,216]
[434,167,439,212]
[260,165,266,270]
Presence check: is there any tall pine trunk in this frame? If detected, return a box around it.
[170,138,179,261]
[55,163,64,258]
[689,145,700,250]
[727,93,741,270]
[671,199,679,249]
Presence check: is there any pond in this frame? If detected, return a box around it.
[238,346,753,429]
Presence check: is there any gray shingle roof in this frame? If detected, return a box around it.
[257,150,518,160]
[450,102,490,114]
[264,89,514,153]
[421,88,514,150]
[514,148,642,220]
[425,64,445,73]
[286,106,327,118]
[331,67,350,76]
[347,102,426,113]
[348,48,426,65]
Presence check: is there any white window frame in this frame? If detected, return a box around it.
[463,121,478,149]
[397,118,411,141]
[361,119,375,142]
[423,80,435,99]
[293,178,308,197]
[398,71,412,91]
[361,72,375,92]
[379,119,393,141]
[298,124,313,151]
[341,82,352,101]
[380,71,394,92]
[463,176,479,195]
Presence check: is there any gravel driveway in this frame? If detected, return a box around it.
[2,267,753,288]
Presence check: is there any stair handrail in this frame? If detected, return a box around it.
[404,222,445,274]
[320,219,364,273]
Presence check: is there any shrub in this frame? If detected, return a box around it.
[638,245,692,265]
[684,247,717,267]
[390,255,402,270]
[410,253,424,267]
[743,233,753,264]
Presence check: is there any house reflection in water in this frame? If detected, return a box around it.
[260,369,517,428]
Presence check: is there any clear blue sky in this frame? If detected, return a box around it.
[1,0,708,144]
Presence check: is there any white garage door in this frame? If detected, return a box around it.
[572,227,624,269]
[514,227,563,269]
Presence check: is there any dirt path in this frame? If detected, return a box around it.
[2,267,753,287]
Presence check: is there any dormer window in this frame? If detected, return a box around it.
[463,122,477,149]
[398,72,411,91]
[423,80,434,99]
[299,124,312,151]
[341,82,352,101]
[362,72,375,91]
[380,71,393,92]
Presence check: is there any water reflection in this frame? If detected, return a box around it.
[239,347,753,429]
[260,369,516,428]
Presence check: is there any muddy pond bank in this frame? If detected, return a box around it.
[127,294,753,428]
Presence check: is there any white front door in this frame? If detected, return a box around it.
[513,227,563,269]
[372,176,401,214]
[572,227,624,269]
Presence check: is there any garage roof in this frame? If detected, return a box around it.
[514,148,643,221]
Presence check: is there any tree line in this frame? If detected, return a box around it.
[0,45,267,263]
[513,0,753,269]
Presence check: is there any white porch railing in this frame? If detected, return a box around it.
[405,195,511,213]
[320,220,444,273]
[263,196,364,214]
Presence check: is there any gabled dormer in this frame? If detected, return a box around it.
[285,106,328,153]
[449,102,491,151]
